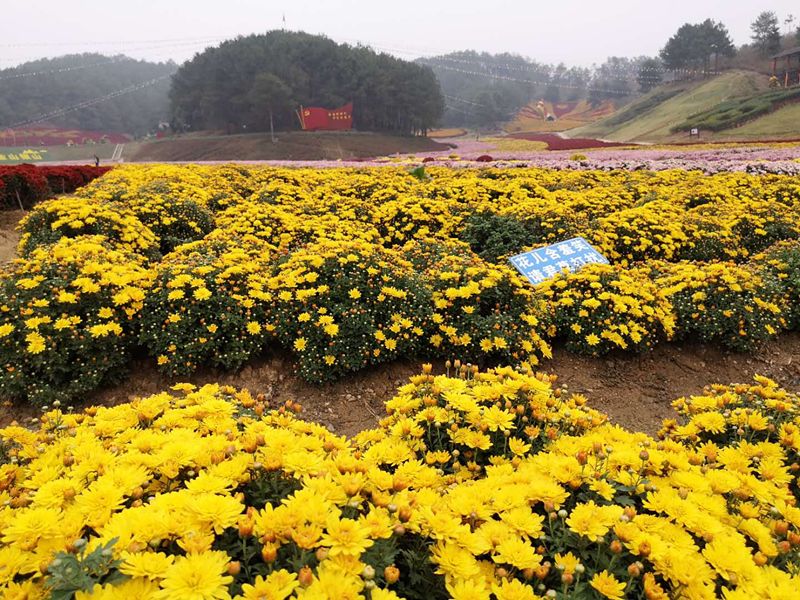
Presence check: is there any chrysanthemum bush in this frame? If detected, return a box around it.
[267,240,431,383]
[0,236,151,405]
[538,263,675,355]
[589,201,692,266]
[80,175,217,254]
[497,198,586,249]
[405,240,552,365]
[214,200,303,252]
[751,240,800,329]
[715,199,800,256]
[139,237,274,377]
[5,164,800,405]
[655,261,785,351]
[661,374,800,447]
[2,369,800,599]
[126,194,215,255]
[355,365,606,475]
[80,164,215,207]
[660,375,800,497]
[16,196,159,259]
[372,197,462,247]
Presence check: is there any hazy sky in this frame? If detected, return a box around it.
[1,1,798,68]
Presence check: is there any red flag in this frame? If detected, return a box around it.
[299,102,353,131]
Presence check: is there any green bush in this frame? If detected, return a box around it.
[267,240,432,383]
[139,238,273,377]
[458,211,531,262]
[0,236,152,405]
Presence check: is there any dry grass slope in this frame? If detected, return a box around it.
[570,71,768,142]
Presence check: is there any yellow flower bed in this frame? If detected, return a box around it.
[1,368,799,598]
[2,164,800,405]
[0,236,152,404]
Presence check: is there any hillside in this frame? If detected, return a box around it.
[569,70,767,142]
[714,102,800,140]
[504,99,618,133]
[0,54,174,136]
[671,86,800,136]
[128,131,448,162]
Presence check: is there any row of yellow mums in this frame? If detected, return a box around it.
[1,366,799,599]
[1,164,800,404]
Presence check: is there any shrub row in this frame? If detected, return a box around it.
[1,369,799,598]
[0,164,110,210]
[2,164,800,405]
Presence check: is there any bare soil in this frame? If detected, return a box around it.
[0,211,23,264]
[129,132,449,162]
[3,336,800,437]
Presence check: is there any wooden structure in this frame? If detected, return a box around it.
[771,47,800,88]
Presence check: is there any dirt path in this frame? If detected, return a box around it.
[542,334,800,434]
[3,335,800,437]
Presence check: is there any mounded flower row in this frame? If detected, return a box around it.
[0,165,110,211]
[1,367,799,598]
[1,165,800,405]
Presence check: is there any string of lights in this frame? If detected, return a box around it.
[425,61,636,97]
[0,57,131,82]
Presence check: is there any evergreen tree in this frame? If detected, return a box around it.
[0,54,174,135]
[751,11,782,56]
[588,57,636,105]
[637,58,664,93]
[170,31,443,135]
[660,20,735,73]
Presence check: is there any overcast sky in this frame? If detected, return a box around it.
[1,1,797,68]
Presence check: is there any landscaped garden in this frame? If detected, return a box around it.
[1,162,800,598]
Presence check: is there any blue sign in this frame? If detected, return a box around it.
[509,237,609,285]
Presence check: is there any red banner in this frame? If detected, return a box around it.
[298,102,353,131]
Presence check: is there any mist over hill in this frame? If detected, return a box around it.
[0,54,175,136]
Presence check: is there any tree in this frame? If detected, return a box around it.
[588,57,636,105]
[702,19,736,71]
[751,11,782,56]
[660,20,734,74]
[0,54,174,136]
[661,23,696,70]
[637,58,664,93]
[247,73,293,140]
[171,31,443,135]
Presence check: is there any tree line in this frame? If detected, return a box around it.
[2,11,797,137]
[0,54,174,137]
[169,31,444,136]
[427,10,800,129]
[420,52,665,129]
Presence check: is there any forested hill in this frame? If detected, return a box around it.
[418,51,660,128]
[169,31,444,135]
[0,54,175,136]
